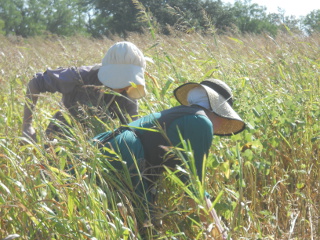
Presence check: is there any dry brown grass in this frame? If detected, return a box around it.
[0,31,319,239]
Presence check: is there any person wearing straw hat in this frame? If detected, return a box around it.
[173,78,245,136]
[92,78,245,236]
[22,41,148,142]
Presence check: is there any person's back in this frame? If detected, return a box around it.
[22,42,147,142]
[128,105,213,178]
[92,79,246,239]
[94,78,246,185]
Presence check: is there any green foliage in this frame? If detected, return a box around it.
[0,0,87,37]
[0,0,25,36]
[1,0,319,38]
[0,32,319,239]
[229,0,277,35]
[87,0,146,38]
[303,10,320,35]
[45,0,88,36]
[0,18,4,35]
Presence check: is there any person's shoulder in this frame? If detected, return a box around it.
[186,113,212,126]
[78,65,100,73]
[79,65,102,85]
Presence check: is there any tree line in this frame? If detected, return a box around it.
[0,0,319,38]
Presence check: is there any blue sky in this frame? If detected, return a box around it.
[224,0,320,17]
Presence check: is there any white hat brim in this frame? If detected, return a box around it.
[98,64,146,99]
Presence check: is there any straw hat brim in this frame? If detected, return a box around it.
[174,82,245,136]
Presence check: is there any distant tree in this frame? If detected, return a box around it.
[141,0,190,33]
[0,0,41,37]
[0,18,4,35]
[139,0,219,34]
[229,0,278,35]
[303,10,320,35]
[267,8,302,34]
[85,0,146,38]
[22,0,48,36]
[45,0,87,36]
[0,0,87,37]
[0,0,313,38]
[85,0,221,36]
[203,0,236,33]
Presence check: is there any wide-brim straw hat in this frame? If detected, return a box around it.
[173,79,245,136]
[98,41,146,99]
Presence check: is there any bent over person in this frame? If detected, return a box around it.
[22,41,147,141]
[93,78,246,238]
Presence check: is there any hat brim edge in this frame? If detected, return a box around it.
[173,82,201,105]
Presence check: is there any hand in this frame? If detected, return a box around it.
[22,124,37,143]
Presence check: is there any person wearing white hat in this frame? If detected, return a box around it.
[92,78,245,235]
[22,41,148,142]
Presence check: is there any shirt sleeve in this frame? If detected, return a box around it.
[29,67,82,94]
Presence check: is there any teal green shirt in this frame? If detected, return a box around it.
[128,109,213,180]
[95,106,213,181]
[94,106,213,200]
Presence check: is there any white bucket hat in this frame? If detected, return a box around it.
[174,79,245,136]
[98,41,146,99]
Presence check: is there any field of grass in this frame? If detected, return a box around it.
[0,31,319,239]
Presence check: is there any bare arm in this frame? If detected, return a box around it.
[22,80,40,142]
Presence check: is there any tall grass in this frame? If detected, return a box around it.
[0,31,319,239]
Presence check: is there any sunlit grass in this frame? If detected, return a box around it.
[0,32,319,239]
